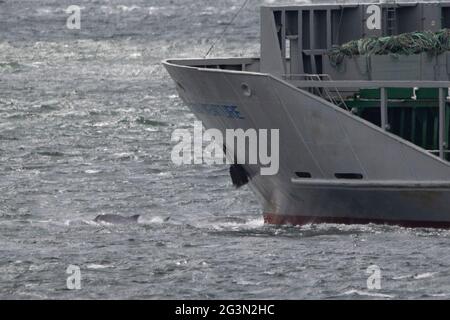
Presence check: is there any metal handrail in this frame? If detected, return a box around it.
[284,79,450,89]
[283,74,350,111]
[283,75,450,161]
[282,74,333,81]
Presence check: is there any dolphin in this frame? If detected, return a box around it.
[94,214,140,225]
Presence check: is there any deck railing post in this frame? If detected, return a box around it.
[439,87,446,160]
[380,87,388,131]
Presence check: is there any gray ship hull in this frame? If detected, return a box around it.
[164,58,450,229]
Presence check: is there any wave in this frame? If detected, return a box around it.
[343,289,395,299]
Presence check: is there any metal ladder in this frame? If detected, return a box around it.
[282,73,350,111]
[386,6,397,35]
[308,74,350,111]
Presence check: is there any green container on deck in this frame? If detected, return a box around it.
[358,88,440,100]
[344,88,450,153]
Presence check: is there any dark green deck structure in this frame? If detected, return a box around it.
[346,88,450,158]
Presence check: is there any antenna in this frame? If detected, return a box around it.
[204,0,251,58]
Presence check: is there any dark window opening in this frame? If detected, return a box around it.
[286,11,299,36]
[303,54,312,74]
[335,173,364,180]
[313,10,327,49]
[444,8,450,29]
[274,11,283,50]
[302,11,310,49]
[295,172,312,178]
[315,55,323,74]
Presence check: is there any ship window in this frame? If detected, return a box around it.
[295,172,312,179]
[315,55,323,74]
[274,11,282,50]
[335,173,363,180]
[443,7,450,28]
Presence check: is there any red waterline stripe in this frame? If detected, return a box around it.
[264,213,450,229]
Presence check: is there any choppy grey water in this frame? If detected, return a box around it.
[1,0,450,300]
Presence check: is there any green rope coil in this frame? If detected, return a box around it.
[328,29,450,65]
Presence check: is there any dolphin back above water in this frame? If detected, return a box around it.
[94,214,140,225]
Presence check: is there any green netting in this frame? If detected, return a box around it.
[328,29,450,65]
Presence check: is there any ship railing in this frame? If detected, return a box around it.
[283,78,450,160]
[429,150,450,155]
[283,74,350,111]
